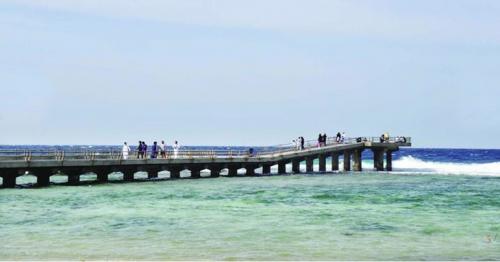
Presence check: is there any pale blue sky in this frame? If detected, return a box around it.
[1,0,499,148]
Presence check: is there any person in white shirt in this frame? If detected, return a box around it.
[383,132,389,142]
[341,132,346,143]
[122,142,131,160]
[172,141,180,159]
[159,140,166,159]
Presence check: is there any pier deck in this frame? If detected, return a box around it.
[0,137,411,188]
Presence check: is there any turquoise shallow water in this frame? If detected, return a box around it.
[1,173,500,260]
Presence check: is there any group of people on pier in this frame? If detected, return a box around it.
[336,132,346,143]
[292,132,348,151]
[379,133,408,143]
[317,132,346,148]
[317,133,328,147]
[122,131,352,160]
[293,137,305,150]
[121,141,181,160]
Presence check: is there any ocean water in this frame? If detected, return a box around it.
[1,148,500,260]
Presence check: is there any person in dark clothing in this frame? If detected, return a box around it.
[318,133,323,147]
[143,142,148,159]
[300,136,305,150]
[322,133,327,146]
[336,132,341,143]
[137,141,142,159]
[151,141,158,159]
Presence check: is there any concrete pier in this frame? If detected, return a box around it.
[343,150,351,171]
[278,162,287,174]
[352,150,363,171]
[36,174,50,187]
[262,165,271,175]
[0,137,411,188]
[68,174,80,185]
[318,154,326,172]
[305,157,314,173]
[292,159,301,173]
[210,168,221,177]
[2,174,17,188]
[386,150,393,171]
[97,171,109,182]
[246,166,256,176]
[373,149,384,171]
[170,169,181,179]
[123,170,135,181]
[331,152,339,171]
[147,170,158,179]
[228,167,238,177]
[191,168,201,178]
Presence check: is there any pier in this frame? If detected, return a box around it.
[0,137,411,188]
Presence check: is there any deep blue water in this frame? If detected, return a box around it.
[390,148,500,163]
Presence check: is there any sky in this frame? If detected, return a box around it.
[0,0,499,148]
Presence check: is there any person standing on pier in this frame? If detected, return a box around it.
[172,141,180,159]
[143,141,148,159]
[300,136,305,150]
[336,132,341,143]
[318,133,323,147]
[122,142,131,160]
[341,132,346,143]
[322,133,327,146]
[151,141,158,159]
[159,140,166,159]
[137,141,142,159]
[384,132,389,142]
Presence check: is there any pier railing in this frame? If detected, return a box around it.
[0,136,410,161]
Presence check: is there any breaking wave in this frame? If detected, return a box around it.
[393,156,500,176]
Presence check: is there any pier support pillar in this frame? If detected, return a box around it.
[319,154,326,172]
[343,151,351,171]
[292,159,301,173]
[373,149,384,171]
[191,169,201,179]
[331,153,339,171]
[278,162,287,174]
[2,175,16,188]
[210,168,221,178]
[169,169,181,179]
[386,150,393,171]
[97,173,108,182]
[228,167,238,177]
[352,150,363,171]
[147,169,159,179]
[67,174,80,185]
[262,165,271,175]
[306,157,314,173]
[123,171,135,181]
[36,175,51,187]
[245,166,256,176]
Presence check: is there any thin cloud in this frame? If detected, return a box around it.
[5,0,500,43]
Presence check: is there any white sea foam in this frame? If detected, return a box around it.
[392,156,500,176]
[265,158,500,176]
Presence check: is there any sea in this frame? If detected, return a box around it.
[1,147,500,260]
